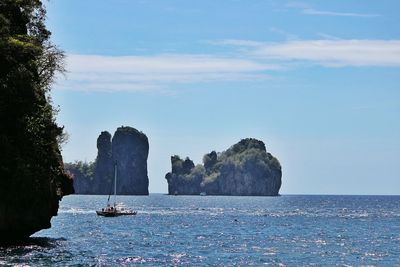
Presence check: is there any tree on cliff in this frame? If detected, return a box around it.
[0,0,73,239]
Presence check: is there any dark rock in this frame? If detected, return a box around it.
[166,156,201,195]
[0,151,74,242]
[67,126,149,195]
[112,126,149,195]
[0,0,74,242]
[65,161,95,194]
[165,138,282,196]
[94,131,113,194]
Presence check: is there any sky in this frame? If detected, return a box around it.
[45,0,400,195]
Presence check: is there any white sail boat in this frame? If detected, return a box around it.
[96,161,137,217]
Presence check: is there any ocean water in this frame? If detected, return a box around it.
[1,194,399,266]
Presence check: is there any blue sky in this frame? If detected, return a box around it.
[46,0,400,194]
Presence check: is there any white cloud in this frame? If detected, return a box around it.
[209,39,264,47]
[67,54,277,73]
[57,40,400,92]
[286,2,380,18]
[228,39,400,67]
[302,8,380,18]
[59,54,279,92]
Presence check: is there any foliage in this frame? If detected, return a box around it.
[171,155,194,175]
[183,164,205,181]
[0,0,73,205]
[166,138,282,195]
[203,151,217,171]
[203,171,219,184]
[64,161,95,181]
[114,126,148,144]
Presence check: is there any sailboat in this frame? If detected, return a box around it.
[96,161,137,217]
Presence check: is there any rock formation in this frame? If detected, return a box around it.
[0,0,73,242]
[166,156,200,195]
[93,131,114,194]
[165,138,282,196]
[64,161,95,194]
[0,156,74,243]
[112,127,149,195]
[66,126,149,195]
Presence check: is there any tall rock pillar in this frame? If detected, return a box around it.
[112,126,149,195]
[93,131,113,194]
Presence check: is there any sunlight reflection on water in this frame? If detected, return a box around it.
[1,194,399,266]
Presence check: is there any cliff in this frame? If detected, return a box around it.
[93,131,114,194]
[165,138,282,196]
[66,126,149,195]
[0,158,74,242]
[112,127,149,195]
[0,0,74,242]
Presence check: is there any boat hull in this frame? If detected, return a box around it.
[96,210,137,217]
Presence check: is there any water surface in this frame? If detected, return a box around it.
[1,194,399,266]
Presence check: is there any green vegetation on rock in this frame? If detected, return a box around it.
[0,0,74,241]
[64,161,95,194]
[65,126,149,195]
[166,138,282,196]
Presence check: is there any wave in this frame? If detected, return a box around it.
[58,207,93,214]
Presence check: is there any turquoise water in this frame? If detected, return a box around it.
[1,194,399,266]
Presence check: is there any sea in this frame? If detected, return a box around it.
[1,194,399,266]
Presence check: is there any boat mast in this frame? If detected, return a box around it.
[114,160,117,207]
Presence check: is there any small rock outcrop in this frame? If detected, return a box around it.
[166,156,200,195]
[66,126,149,195]
[165,138,282,196]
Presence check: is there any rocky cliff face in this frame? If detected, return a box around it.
[0,156,74,243]
[112,127,149,195]
[0,0,74,242]
[165,138,282,196]
[165,156,200,195]
[67,126,149,195]
[94,131,114,194]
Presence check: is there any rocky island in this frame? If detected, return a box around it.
[66,126,149,195]
[165,138,282,196]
